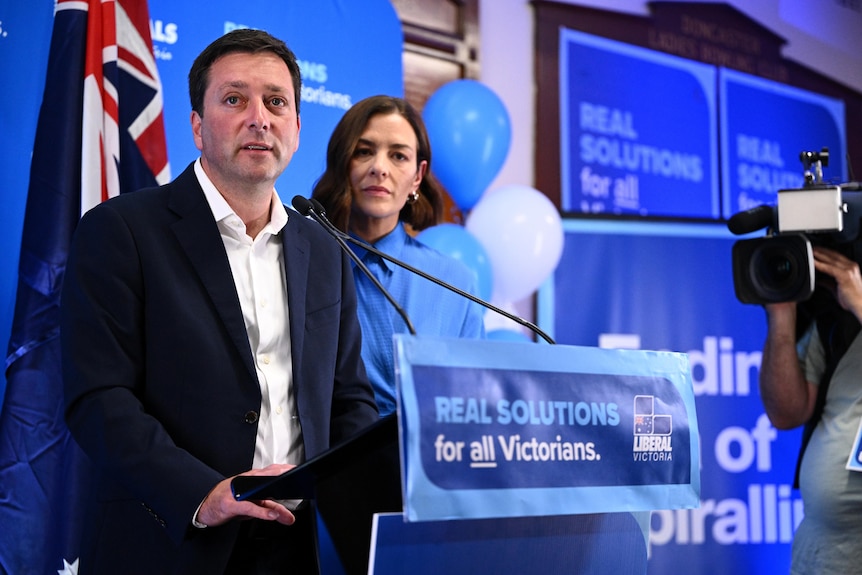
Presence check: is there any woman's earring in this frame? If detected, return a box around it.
[408,190,420,204]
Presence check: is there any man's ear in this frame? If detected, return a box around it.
[191,110,203,151]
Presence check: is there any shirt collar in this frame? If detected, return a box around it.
[350,222,410,272]
[194,158,288,235]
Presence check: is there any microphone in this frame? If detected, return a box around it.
[727,204,775,235]
[301,196,555,345]
[291,195,416,335]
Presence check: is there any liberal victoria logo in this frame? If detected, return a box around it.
[633,395,673,461]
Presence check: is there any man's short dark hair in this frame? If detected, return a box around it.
[188,28,302,117]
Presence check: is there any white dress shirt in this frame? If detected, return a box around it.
[194,160,304,468]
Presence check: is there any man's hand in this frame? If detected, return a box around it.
[813,246,862,320]
[196,463,296,528]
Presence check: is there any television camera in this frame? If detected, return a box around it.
[730,148,862,304]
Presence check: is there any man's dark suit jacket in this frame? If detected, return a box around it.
[60,163,379,573]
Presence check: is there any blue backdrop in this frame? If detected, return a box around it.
[538,219,803,574]
[0,2,55,408]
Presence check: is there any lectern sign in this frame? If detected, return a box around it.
[394,335,701,522]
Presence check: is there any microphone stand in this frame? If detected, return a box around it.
[292,197,416,335]
[296,196,555,345]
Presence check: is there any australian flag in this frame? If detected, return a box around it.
[0,1,169,573]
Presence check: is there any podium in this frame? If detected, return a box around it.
[232,336,700,575]
[232,414,402,574]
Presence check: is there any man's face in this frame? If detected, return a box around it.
[191,51,300,192]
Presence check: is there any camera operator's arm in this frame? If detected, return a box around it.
[760,302,817,429]
[812,247,862,321]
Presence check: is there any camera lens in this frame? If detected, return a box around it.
[749,242,806,299]
[733,234,815,304]
[755,250,796,285]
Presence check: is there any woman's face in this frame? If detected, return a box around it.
[348,112,426,237]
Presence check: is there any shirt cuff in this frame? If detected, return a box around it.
[191,501,207,529]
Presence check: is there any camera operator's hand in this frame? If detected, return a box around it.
[812,246,862,321]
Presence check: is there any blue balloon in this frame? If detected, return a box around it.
[423,80,511,211]
[416,223,493,302]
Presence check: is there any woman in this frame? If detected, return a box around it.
[312,95,485,416]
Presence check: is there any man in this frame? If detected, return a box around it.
[760,245,862,574]
[61,29,378,574]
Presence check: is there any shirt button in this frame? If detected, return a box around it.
[275,406,283,415]
[262,355,270,365]
[244,411,259,424]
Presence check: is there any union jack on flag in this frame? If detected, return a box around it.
[80,0,170,210]
[0,0,169,573]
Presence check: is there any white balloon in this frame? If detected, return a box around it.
[466,185,564,302]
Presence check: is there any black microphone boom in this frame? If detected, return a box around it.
[292,195,416,336]
[299,196,555,345]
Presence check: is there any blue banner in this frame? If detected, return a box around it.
[394,335,700,522]
[720,68,847,218]
[559,28,718,218]
[538,219,803,575]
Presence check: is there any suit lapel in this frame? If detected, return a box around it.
[167,165,258,383]
[281,216,310,372]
